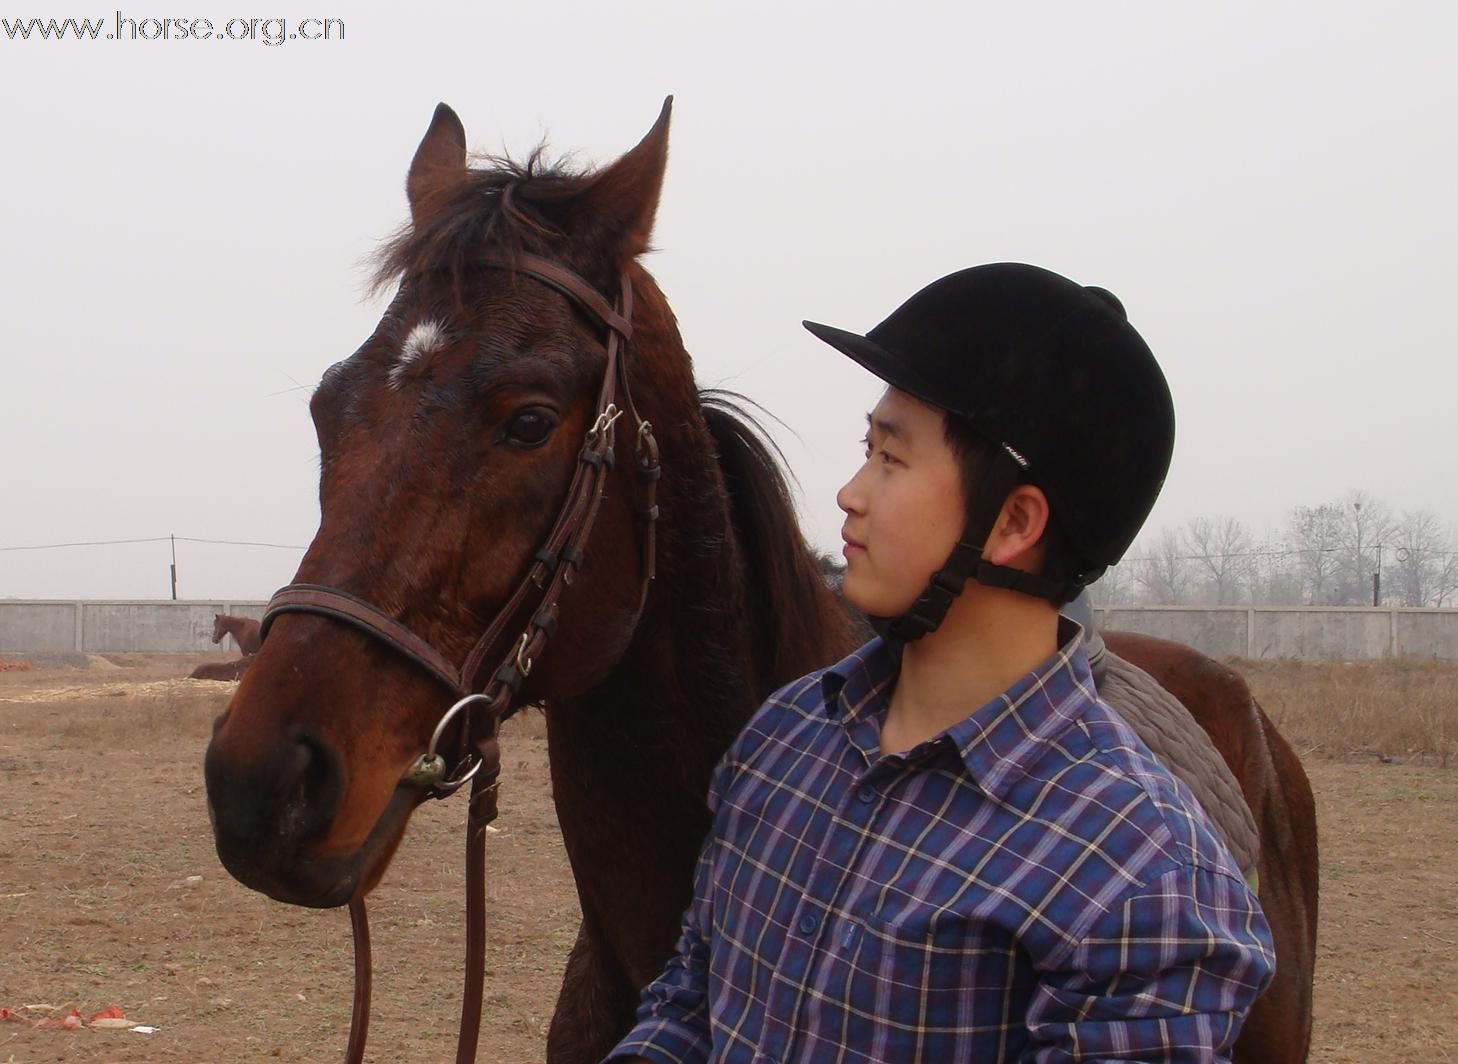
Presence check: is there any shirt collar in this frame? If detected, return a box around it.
[822,619,1100,799]
[947,618,1098,798]
[821,635,897,722]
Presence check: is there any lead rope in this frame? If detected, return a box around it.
[344,901,371,1064]
[340,738,500,1064]
[454,734,501,1064]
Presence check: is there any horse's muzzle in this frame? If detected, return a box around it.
[204,722,362,907]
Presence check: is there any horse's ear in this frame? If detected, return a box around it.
[578,96,672,260]
[407,103,468,227]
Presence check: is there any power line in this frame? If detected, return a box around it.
[0,536,171,552]
[175,536,308,551]
[0,534,306,553]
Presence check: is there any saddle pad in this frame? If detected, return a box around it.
[1097,651,1260,885]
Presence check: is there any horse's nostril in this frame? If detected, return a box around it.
[288,728,346,840]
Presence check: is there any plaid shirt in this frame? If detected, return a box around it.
[608,627,1275,1063]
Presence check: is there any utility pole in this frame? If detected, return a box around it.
[1373,542,1383,607]
[170,534,178,601]
[1353,500,1364,606]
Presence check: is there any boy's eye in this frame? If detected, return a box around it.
[862,437,898,466]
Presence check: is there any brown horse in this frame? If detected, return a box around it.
[203,101,1315,1062]
[1105,631,1318,1061]
[211,613,262,656]
[191,656,253,681]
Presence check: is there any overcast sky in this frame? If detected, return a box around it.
[3,1,1455,600]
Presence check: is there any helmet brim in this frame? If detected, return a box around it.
[801,319,951,415]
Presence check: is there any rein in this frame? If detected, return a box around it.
[257,252,660,1064]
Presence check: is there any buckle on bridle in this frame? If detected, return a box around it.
[588,403,623,440]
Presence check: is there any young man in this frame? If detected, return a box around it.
[607,264,1274,1063]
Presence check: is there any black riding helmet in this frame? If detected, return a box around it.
[805,262,1175,643]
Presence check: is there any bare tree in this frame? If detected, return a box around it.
[1185,515,1254,605]
[1334,491,1396,605]
[1246,533,1304,605]
[1389,510,1458,607]
[1438,549,1458,608]
[1090,559,1137,606]
[1287,504,1344,605]
[1134,528,1192,604]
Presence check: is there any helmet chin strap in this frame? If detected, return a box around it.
[875,544,1086,646]
[872,456,1088,646]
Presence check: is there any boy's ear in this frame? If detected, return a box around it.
[985,484,1050,569]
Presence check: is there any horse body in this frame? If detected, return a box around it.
[1105,632,1318,1062]
[191,656,253,681]
[203,101,1315,1063]
[211,613,262,656]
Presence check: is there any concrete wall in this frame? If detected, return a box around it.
[0,601,267,654]
[1093,605,1458,661]
[3,601,1457,660]
[1097,608,1250,659]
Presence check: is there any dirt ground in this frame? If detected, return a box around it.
[1,655,1455,1062]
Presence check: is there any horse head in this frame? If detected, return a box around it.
[204,99,682,908]
[211,613,226,645]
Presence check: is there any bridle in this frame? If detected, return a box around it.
[256,252,660,1064]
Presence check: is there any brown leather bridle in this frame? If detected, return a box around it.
[257,252,659,1064]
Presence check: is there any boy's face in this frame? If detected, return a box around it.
[837,388,967,617]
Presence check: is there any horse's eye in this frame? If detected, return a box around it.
[505,408,557,448]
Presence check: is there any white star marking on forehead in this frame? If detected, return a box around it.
[388,319,448,387]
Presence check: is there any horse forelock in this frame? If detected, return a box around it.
[371,149,619,310]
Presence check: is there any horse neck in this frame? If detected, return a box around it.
[543,463,758,982]
[549,307,760,809]
[541,286,814,980]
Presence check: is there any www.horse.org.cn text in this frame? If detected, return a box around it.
[1,12,345,46]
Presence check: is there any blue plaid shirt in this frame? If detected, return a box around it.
[607,628,1275,1063]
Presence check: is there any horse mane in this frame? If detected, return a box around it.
[700,390,861,692]
[371,149,618,304]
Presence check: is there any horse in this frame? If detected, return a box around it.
[211,613,262,656]
[191,657,253,681]
[1104,631,1318,1060]
[203,100,1316,1062]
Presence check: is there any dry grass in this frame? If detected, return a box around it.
[2,654,1456,1062]
[1235,657,1458,767]
[0,666,227,747]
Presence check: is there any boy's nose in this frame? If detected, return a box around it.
[836,465,866,515]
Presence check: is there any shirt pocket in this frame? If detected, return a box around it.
[840,902,1025,1050]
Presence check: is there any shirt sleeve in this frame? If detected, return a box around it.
[601,753,737,1064]
[1021,863,1276,1063]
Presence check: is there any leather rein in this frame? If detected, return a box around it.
[256,252,659,1064]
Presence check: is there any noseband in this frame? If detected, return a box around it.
[256,252,660,1064]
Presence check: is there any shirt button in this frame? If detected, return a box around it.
[858,784,876,804]
[799,913,819,935]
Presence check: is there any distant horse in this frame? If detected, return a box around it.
[211,614,261,656]
[191,657,253,681]
[204,101,1315,1062]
